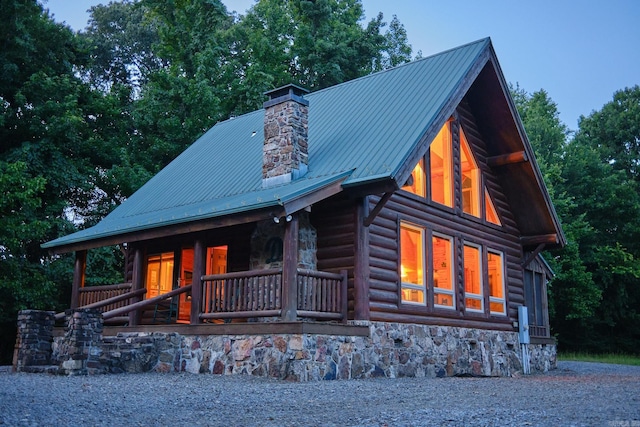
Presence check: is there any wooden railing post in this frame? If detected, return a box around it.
[190,239,206,325]
[340,269,348,322]
[71,250,87,309]
[282,214,299,321]
[128,247,144,326]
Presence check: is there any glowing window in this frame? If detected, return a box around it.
[485,189,501,225]
[460,129,480,217]
[400,223,425,305]
[402,159,426,197]
[488,250,506,315]
[430,123,453,207]
[463,244,483,312]
[432,233,455,309]
[146,252,174,299]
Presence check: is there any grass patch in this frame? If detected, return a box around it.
[558,352,640,366]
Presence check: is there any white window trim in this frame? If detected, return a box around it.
[400,222,426,306]
[432,232,455,310]
[488,249,507,315]
[463,242,484,313]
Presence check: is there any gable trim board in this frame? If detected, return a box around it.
[43,38,564,254]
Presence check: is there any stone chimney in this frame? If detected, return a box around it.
[262,84,309,188]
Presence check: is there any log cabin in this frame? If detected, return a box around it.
[24,38,564,378]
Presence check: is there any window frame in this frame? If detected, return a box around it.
[463,242,484,313]
[429,122,454,209]
[487,249,507,316]
[432,232,456,310]
[399,221,427,306]
[460,128,481,218]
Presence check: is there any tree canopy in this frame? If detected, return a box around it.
[513,85,640,354]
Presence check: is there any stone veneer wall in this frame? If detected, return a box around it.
[12,310,55,372]
[262,99,308,180]
[249,212,317,271]
[17,311,556,379]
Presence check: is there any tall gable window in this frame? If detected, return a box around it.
[460,129,480,217]
[402,159,426,197]
[485,189,501,225]
[399,120,501,227]
[430,123,453,207]
[400,222,425,304]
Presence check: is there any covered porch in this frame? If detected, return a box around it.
[56,210,351,330]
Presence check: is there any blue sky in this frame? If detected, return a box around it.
[42,0,639,131]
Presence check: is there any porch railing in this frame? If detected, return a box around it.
[199,269,283,320]
[62,268,348,325]
[79,283,134,312]
[199,268,347,322]
[296,269,348,320]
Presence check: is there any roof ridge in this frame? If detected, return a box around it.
[307,37,491,99]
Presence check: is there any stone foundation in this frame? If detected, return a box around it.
[16,311,556,379]
[12,310,55,372]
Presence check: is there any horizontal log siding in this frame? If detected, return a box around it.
[367,102,525,328]
[312,196,357,318]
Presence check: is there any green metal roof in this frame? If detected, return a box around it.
[43,38,512,251]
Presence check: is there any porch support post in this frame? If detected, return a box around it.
[128,247,144,326]
[190,239,206,325]
[282,213,299,321]
[354,197,371,320]
[71,250,87,309]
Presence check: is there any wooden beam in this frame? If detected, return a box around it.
[353,198,370,320]
[522,243,545,269]
[128,247,144,326]
[281,214,299,321]
[71,250,87,309]
[363,192,394,227]
[487,151,528,167]
[46,208,285,255]
[190,239,206,325]
[521,234,558,247]
[282,176,346,215]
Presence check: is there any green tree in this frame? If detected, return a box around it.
[0,0,125,362]
[79,0,162,95]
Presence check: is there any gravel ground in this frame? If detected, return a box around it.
[1,362,639,427]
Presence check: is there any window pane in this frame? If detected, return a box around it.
[460,129,480,217]
[463,244,483,312]
[488,251,506,315]
[485,189,501,225]
[402,159,426,197]
[430,124,453,207]
[400,223,425,305]
[402,289,425,304]
[146,252,174,299]
[433,234,454,308]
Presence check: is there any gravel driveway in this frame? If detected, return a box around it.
[1,361,638,426]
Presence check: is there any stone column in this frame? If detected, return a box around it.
[12,310,55,372]
[56,308,104,375]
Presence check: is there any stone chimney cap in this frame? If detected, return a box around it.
[264,83,310,108]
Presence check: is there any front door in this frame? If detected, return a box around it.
[177,246,228,322]
[178,248,193,322]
